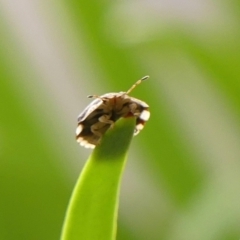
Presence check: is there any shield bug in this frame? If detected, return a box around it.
[76,76,150,148]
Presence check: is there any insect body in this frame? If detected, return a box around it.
[76,76,150,148]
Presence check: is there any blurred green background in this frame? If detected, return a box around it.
[1,0,240,239]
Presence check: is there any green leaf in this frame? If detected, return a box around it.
[61,118,136,240]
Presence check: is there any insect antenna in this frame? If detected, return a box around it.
[125,75,149,95]
[87,95,101,99]
[87,95,108,102]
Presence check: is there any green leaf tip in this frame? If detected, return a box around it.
[92,117,136,160]
[61,117,136,240]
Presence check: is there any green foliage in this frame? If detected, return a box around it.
[1,0,240,239]
[61,118,135,240]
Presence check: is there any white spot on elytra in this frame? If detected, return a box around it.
[136,123,144,130]
[76,137,83,143]
[134,128,140,136]
[140,110,150,121]
[80,140,87,146]
[85,143,95,149]
[76,124,83,135]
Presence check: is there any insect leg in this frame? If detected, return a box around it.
[90,114,113,137]
[98,114,114,128]
[129,102,140,116]
[90,122,104,137]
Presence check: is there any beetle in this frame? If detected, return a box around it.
[76,76,150,148]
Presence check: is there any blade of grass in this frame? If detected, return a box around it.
[61,118,136,240]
